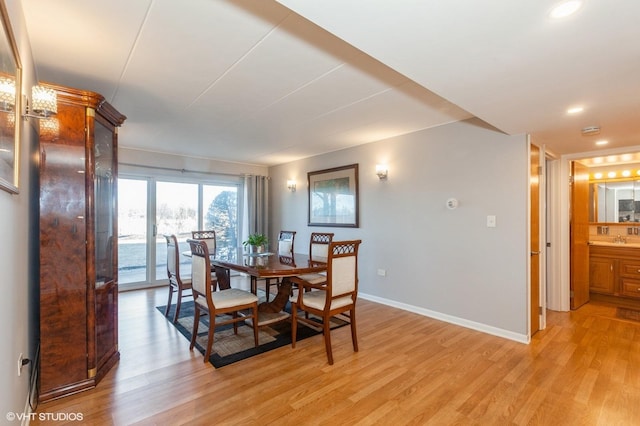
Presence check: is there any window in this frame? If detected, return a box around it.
[118,176,241,288]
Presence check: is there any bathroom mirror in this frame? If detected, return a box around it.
[590,180,640,223]
[0,0,21,194]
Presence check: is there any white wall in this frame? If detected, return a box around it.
[269,118,530,340]
[1,0,39,419]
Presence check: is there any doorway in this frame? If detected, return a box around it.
[548,147,640,312]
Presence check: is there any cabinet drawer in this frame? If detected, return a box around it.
[620,260,640,278]
[621,278,640,298]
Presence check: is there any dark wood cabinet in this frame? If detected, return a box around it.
[39,82,126,402]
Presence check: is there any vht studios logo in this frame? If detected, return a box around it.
[6,412,84,422]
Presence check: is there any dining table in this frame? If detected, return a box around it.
[211,252,327,320]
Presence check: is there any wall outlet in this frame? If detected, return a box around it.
[377,268,386,277]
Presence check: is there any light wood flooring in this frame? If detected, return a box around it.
[32,287,640,425]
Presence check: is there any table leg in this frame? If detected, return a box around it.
[258,277,291,313]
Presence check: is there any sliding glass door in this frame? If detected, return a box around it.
[118,178,148,285]
[203,184,238,261]
[118,176,241,289]
[155,181,198,278]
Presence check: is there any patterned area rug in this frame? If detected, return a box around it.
[157,297,348,368]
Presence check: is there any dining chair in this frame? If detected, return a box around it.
[191,230,219,288]
[187,238,259,363]
[263,230,296,301]
[191,230,216,256]
[163,234,192,323]
[295,232,334,285]
[289,239,362,365]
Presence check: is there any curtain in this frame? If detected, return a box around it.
[242,175,269,247]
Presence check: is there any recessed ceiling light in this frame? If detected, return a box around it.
[550,1,582,19]
[567,106,584,114]
[595,140,609,146]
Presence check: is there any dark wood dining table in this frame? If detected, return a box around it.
[211,252,327,314]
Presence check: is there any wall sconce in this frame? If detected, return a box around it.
[287,179,296,192]
[23,85,57,120]
[0,76,16,112]
[39,117,60,140]
[376,164,388,180]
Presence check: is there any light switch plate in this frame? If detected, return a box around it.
[487,215,497,228]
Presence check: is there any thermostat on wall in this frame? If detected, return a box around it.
[446,198,458,209]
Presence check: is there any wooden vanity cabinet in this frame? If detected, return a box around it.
[589,245,640,301]
[589,253,615,295]
[619,259,640,299]
[39,82,126,401]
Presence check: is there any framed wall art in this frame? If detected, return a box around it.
[0,0,21,194]
[308,163,359,227]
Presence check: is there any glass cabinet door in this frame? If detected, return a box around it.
[94,118,115,286]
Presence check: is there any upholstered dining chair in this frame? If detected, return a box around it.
[163,234,192,323]
[295,232,334,284]
[187,238,259,363]
[264,230,296,301]
[191,230,216,256]
[191,230,218,288]
[289,239,362,365]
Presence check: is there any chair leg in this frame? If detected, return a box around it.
[291,303,298,348]
[190,306,200,350]
[164,285,174,317]
[204,318,215,363]
[350,308,358,352]
[173,287,182,323]
[252,304,259,347]
[323,316,333,365]
[232,312,238,334]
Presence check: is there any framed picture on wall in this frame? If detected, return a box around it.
[308,163,359,227]
[0,0,21,194]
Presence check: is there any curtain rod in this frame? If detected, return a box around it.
[118,162,269,179]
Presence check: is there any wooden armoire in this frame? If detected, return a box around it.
[38,82,126,401]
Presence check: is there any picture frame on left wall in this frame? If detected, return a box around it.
[0,0,21,194]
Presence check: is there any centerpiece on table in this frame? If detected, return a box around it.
[243,233,268,254]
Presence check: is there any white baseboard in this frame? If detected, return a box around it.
[358,292,530,344]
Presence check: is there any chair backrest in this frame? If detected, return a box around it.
[325,240,361,300]
[191,230,216,258]
[187,238,213,304]
[277,230,296,255]
[163,234,180,282]
[309,232,334,261]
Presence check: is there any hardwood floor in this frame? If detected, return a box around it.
[32,287,640,425]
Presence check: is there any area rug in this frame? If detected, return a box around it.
[616,307,640,322]
[157,297,348,368]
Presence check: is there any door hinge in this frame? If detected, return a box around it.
[537,166,543,176]
[539,306,543,315]
[570,290,575,298]
[569,176,574,184]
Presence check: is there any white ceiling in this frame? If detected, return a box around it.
[21,0,640,166]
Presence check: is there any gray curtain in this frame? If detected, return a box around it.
[243,175,269,245]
